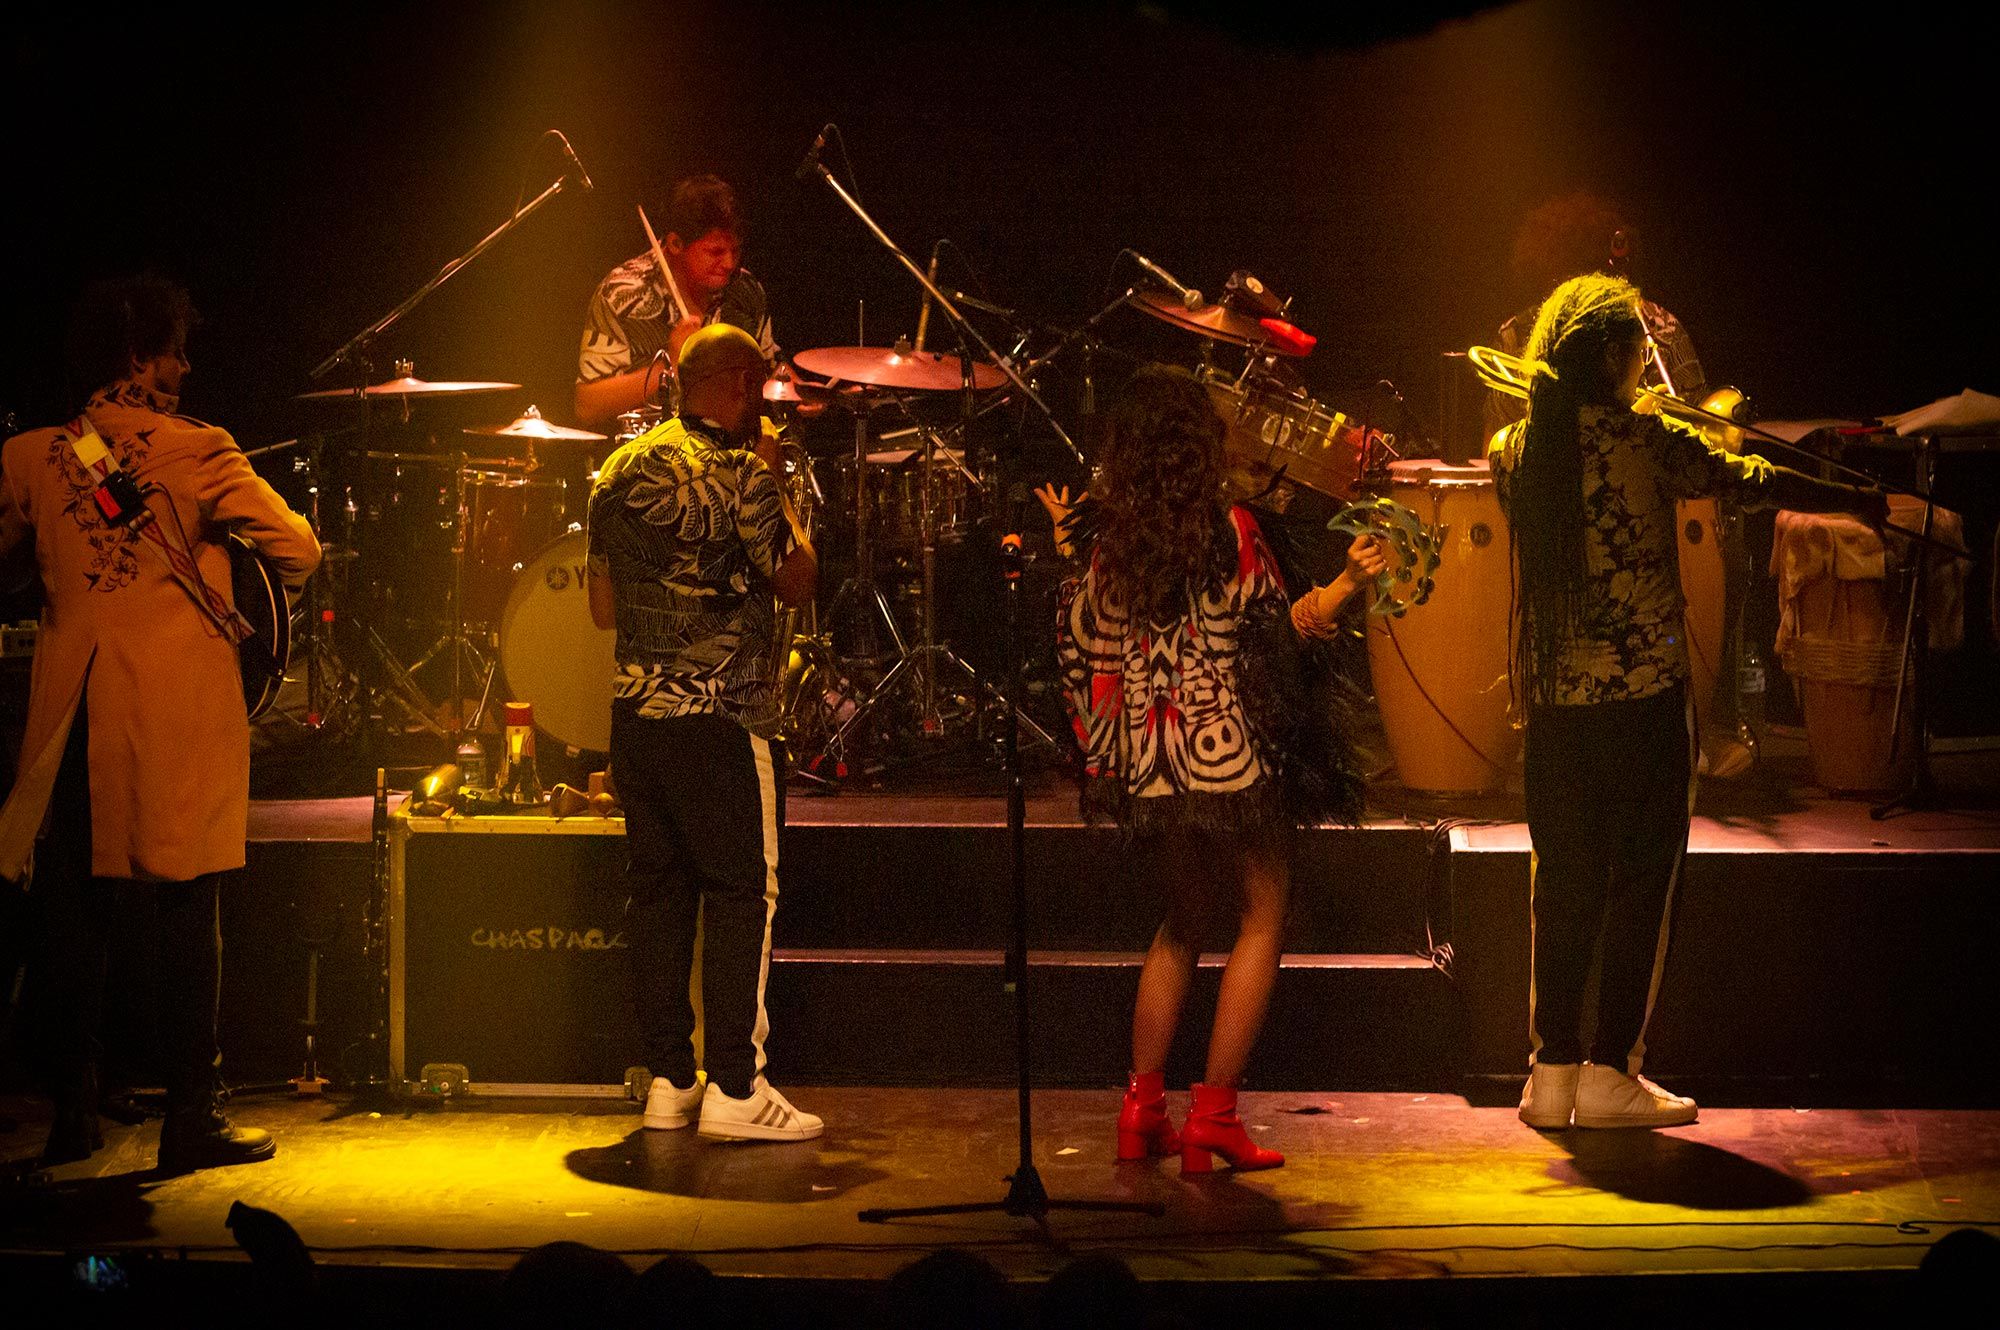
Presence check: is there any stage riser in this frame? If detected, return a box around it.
[1449,849,2000,1087]
[734,823,1433,955]
[763,957,1455,1091]
[210,833,2000,1100]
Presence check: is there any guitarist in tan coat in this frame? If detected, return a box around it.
[0,275,320,1171]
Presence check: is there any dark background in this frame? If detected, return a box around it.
[5,0,1994,451]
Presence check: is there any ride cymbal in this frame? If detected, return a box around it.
[299,375,522,401]
[793,345,1007,392]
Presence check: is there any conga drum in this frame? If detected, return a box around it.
[1677,497,1727,737]
[1771,504,1917,794]
[1367,460,1519,796]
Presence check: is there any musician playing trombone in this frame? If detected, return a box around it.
[1493,274,1885,1131]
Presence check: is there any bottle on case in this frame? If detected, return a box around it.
[497,702,543,805]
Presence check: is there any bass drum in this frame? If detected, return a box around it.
[499,530,617,754]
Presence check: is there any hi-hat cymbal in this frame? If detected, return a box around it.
[1128,291,1312,357]
[299,375,522,401]
[463,405,606,443]
[793,345,1007,392]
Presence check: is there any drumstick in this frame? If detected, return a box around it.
[637,204,692,322]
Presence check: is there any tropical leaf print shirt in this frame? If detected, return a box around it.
[1489,406,1775,705]
[576,257,775,385]
[1056,507,1286,800]
[586,415,794,735]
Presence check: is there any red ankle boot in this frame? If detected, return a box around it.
[1116,1071,1181,1161]
[1180,1082,1283,1173]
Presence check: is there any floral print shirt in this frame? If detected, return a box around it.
[586,415,793,735]
[1488,406,1774,705]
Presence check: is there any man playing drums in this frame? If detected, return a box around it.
[574,174,777,431]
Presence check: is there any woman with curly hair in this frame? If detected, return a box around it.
[1492,274,1885,1132]
[1045,364,1383,1173]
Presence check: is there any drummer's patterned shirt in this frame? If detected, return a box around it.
[1488,406,1774,706]
[577,255,775,385]
[586,414,794,736]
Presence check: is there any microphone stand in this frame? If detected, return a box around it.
[309,171,579,384]
[305,167,577,761]
[1872,435,1946,819]
[801,159,1083,468]
[811,154,1157,1233]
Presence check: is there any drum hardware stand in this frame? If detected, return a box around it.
[820,395,909,670]
[818,411,1058,763]
[246,432,364,738]
[1873,435,1947,819]
[396,454,499,751]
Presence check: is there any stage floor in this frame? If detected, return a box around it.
[248,740,2000,852]
[4,1088,1995,1288]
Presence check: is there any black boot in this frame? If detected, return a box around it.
[39,1065,105,1168]
[157,1101,276,1175]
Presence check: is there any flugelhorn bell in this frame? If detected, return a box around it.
[1466,345,1535,400]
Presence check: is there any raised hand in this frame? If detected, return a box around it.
[1344,533,1389,583]
[1033,483,1084,557]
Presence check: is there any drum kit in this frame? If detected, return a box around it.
[261,239,1913,804]
[259,365,610,763]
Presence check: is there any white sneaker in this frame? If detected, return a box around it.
[1518,1061,1581,1129]
[1572,1063,1698,1129]
[643,1074,706,1130]
[697,1079,823,1142]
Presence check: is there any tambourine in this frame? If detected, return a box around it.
[1327,497,1441,618]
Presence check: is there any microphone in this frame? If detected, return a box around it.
[551,130,593,193]
[914,240,942,352]
[795,124,832,181]
[1127,250,1203,311]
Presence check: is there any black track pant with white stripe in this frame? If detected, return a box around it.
[1524,683,1693,1074]
[613,707,782,1101]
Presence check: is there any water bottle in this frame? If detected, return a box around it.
[1738,641,1768,752]
[454,737,489,791]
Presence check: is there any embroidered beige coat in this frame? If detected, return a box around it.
[0,382,321,881]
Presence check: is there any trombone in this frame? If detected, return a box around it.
[1466,343,1961,555]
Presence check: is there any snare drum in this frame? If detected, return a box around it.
[1366,460,1518,796]
[877,454,972,549]
[498,530,616,754]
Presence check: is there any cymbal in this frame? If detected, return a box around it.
[1128,291,1312,357]
[793,345,1007,392]
[763,374,829,404]
[299,375,522,401]
[463,405,606,443]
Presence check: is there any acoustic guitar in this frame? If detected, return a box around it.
[227,533,291,720]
